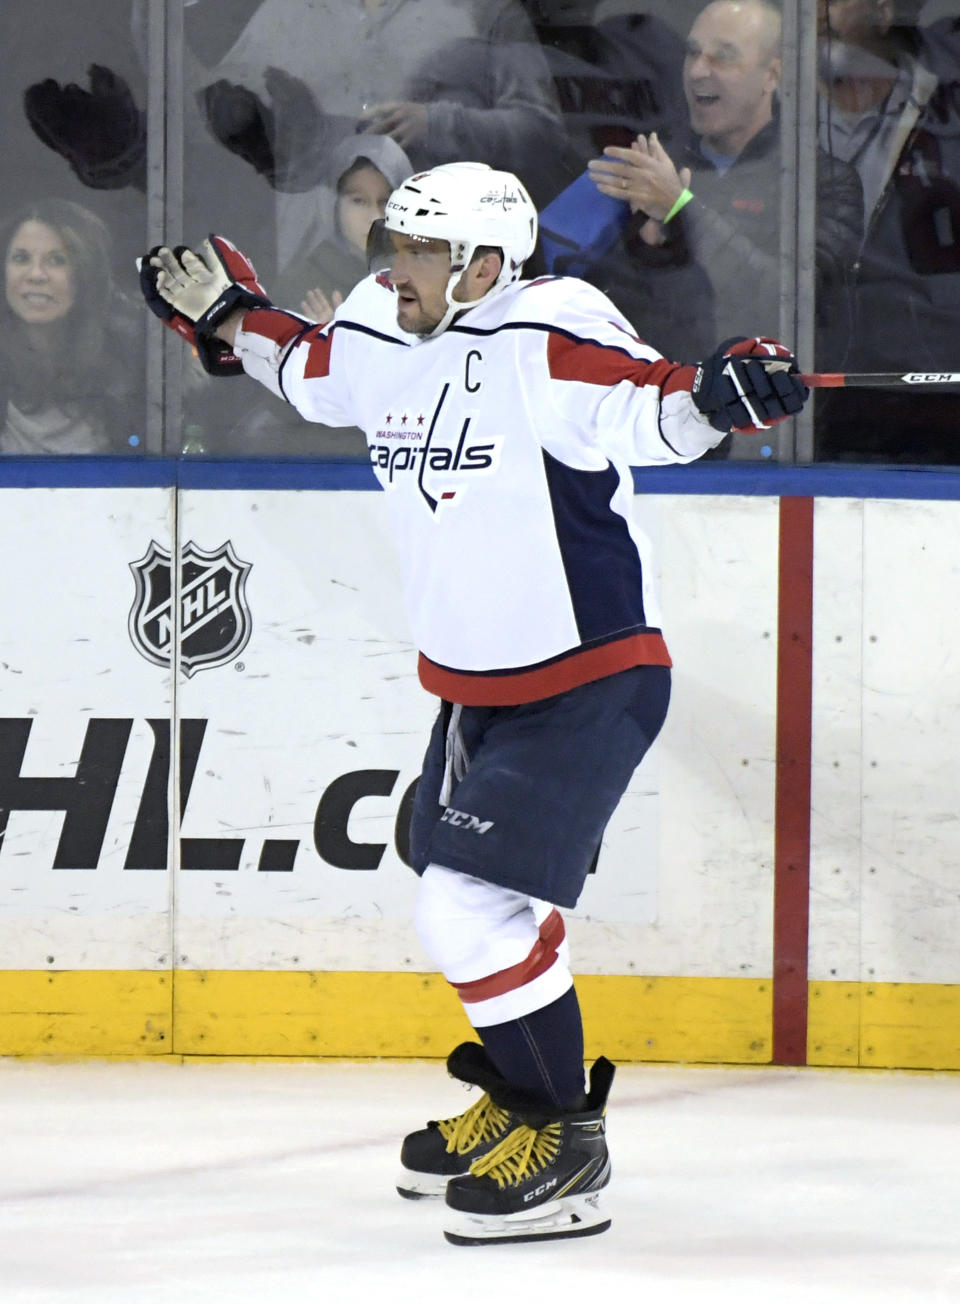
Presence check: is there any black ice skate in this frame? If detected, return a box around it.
[396,1043,520,1199]
[442,1055,615,1245]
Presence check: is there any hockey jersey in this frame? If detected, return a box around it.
[233,273,723,705]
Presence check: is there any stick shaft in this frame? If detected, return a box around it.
[799,371,960,389]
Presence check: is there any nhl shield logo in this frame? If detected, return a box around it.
[129,540,253,677]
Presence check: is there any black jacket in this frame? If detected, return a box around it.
[0,291,144,455]
[584,114,864,366]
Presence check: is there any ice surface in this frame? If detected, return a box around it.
[0,1059,958,1303]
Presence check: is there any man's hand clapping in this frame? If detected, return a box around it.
[588,134,692,244]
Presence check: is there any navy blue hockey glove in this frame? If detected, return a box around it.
[138,235,272,376]
[24,65,146,190]
[692,337,809,435]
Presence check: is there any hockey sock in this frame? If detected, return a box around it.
[476,985,586,1112]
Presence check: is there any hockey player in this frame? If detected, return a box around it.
[139,162,808,1246]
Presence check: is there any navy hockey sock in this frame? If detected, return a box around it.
[477,986,586,1111]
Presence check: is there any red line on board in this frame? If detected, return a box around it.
[773,496,814,1065]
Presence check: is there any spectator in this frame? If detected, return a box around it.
[221,135,414,458]
[29,0,573,328]
[0,199,142,455]
[1,0,147,283]
[203,0,564,173]
[816,0,960,462]
[276,135,412,317]
[584,0,863,453]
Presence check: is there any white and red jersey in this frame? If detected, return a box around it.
[233,273,722,705]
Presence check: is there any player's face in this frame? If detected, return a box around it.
[683,2,781,157]
[336,164,392,256]
[5,221,76,327]
[386,233,455,336]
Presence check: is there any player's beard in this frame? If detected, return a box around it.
[397,292,444,337]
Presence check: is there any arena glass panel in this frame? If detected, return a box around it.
[172,0,797,463]
[0,0,150,458]
[813,0,960,467]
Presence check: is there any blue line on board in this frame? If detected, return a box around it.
[2,457,960,501]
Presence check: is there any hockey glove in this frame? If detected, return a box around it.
[24,65,146,190]
[200,68,327,192]
[692,337,809,435]
[138,235,272,376]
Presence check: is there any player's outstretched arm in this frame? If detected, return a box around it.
[140,234,360,432]
[539,282,808,465]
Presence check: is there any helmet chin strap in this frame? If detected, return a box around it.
[424,269,470,339]
[423,251,509,339]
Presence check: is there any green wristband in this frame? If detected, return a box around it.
[662,188,693,224]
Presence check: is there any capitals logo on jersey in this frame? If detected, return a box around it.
[369,380,502,513]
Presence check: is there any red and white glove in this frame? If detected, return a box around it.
[692,337,809,434]
[138,234,271,375]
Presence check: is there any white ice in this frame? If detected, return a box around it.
[1,1058,958,1304]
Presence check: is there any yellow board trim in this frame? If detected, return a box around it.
[1,972,958,1068]
[172,971,771,1062]
[0,970,172,1056]
[860,982,960,1070]
[807,981,861,1067]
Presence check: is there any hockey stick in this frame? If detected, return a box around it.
[798,371,960,389]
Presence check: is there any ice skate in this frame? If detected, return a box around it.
[442,1056,614,1245]
[396,1043,520,1199]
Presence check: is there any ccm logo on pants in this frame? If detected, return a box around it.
[440,807,494,834]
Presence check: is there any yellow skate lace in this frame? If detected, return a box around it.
[436,1093,512,1156]
[467,1121,563,1189]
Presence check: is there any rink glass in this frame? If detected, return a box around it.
[3,0,958,465]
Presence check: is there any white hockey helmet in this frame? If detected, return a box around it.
[368,161,538,333]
